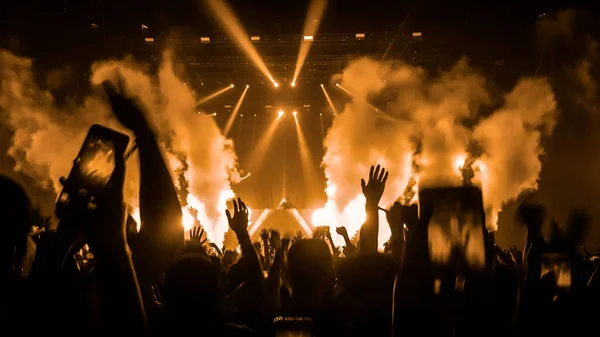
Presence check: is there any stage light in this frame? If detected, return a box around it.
[254,114,257,117]
[278,110,284,118]
[213,113,217,116]
[335,83,339,86]
[224,105,232,108]
[319,113,322,116]
[274,82,279,88]
[303,35,313,41]
[293,111,297,116]
[144,37,154,42]
[251,36,260,41]
[320,84,324,87]
[412,32,422,37]
[201,37,210,43]
[230,84,235,88]
[246,84,249,88]
[240,114,244,117]
[291,82,296,87]
[356,33,365,40]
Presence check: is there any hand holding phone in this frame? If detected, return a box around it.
[56,124,129,219]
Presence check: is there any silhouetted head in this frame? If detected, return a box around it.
[0,176,32,279]
[288,239,334,301]
[565,209,590,248]
[516,203,546,231]
[163,254,222,319]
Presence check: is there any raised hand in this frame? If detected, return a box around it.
[102,79,148,133]
[260,228,270,243]
[361,164,388,206]
[226,198,250,236]
[386,201,404,238]
[270,230,281,250]
[335,226,348,237]
[189,227,207,245]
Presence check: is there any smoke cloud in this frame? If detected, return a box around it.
[0,49,239,244]
[322,57,556,232]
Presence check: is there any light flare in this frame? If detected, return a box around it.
[223,85,249,136]
[197,84,234,105]
[205,0,278,86]
[291,0,328,86]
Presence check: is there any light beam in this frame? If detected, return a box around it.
[197,84,234,105]
[223,85,249,136]
[320,84,339,115]
[291,0,328,87]
[206,0,278,86]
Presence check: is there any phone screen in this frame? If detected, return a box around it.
[541,253,571,289]
[60,124,129,201]
[421,187,486,272]
[76,136,116,192]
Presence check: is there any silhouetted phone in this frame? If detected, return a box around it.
[541,253,571,289]
[274,317,314,337]
[419,186,487,276]
[56,124,129,211]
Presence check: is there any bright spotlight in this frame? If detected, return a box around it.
[246,84,250,88]
[278,110,284,118]
[291,82,296,87]
[293,111,297,116]
[274,82,279,88]
[230,84,235,88]
[335,83,339,86]
[320,83,324,87]
[212,113,217,116]
[303,35,314,41]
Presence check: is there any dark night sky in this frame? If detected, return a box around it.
[1,0,600,248]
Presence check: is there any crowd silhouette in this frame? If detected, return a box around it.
[1,81,599,337]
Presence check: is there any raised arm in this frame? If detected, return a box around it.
[103,81,184,286]
[227,198,264,286]
[359,165,388,253]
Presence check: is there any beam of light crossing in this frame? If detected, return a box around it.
[334,83,398,122]
[291,0,328,87]
[223,85,249,136]
[247,115,282,171]
[197,85,234,105]
[206,0,278,87]
[320,84,338,115]
[293,112,318,193]
[319,113,325,138]
[335,83,355,98]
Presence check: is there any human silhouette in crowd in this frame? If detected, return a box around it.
[1,81,599,337]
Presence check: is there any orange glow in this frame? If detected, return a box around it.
[197,85,233,105]
[223,85,249,136]
[291,0,328,86]
[293,111,297,117]
[205,0,278,86]
[311,188,391,250]
[274,82,279,88]
[278,110,284,119]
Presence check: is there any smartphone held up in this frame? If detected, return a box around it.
[56,124,129,217]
